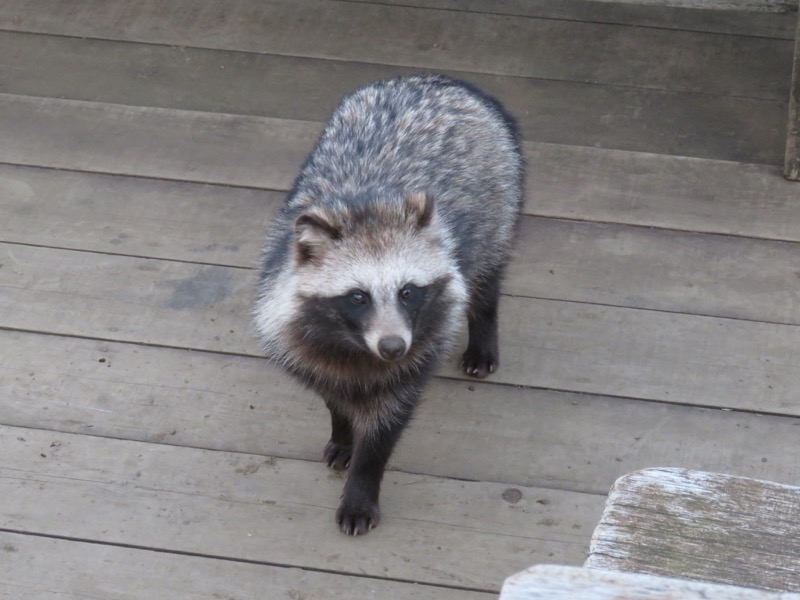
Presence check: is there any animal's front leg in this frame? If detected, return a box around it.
[323,400,353,470]
[336,400,415,536]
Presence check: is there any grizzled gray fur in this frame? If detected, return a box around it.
[254,74,523,535]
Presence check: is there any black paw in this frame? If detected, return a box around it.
[461,346,497,379]
[336,499,380,536]
[323,440,352,470]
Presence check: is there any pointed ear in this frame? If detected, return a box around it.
[294,209,341,264]
[404,191,434,228]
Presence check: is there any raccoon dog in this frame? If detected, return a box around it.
[254,74,523,535]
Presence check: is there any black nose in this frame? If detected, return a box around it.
[378,336,407,361]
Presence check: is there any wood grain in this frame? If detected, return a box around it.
[5,165,800,326]
[510,218,800,326]
[359,0,796,38]
[0,94,317,189]
[4,329,800,495]
[3,243,800,414]
[0,532,494,599]
[0,0,790,98]
[0,426,600,591]
[586,468,800,592]
[0,30,785,164]
[0,165,277,265]
[501,565,800,599]
[0,98,794,240]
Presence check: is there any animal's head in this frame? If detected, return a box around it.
[289,192,466,372]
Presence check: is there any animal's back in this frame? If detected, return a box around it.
[290,74,523,280]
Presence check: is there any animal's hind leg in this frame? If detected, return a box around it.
[461,268,502,378]
[323,400,353,470]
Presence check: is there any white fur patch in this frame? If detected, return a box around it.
[362,294,413,359]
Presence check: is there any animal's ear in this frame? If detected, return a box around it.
[294,209,341,264]
[403,191,434,228]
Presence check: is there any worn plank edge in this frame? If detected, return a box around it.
[0,527,494,596]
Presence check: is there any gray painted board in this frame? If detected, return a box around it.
[0,0,790,98]
[0,426,600,591]
[4,330,800,495]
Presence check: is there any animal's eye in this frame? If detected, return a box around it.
[399,285,414,302]
[349,290,369,305]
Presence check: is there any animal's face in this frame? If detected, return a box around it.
[290,193,465,366]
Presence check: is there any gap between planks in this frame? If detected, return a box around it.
[2,242,800,416]
[0,425,600,592]
[0,98,798,242]
[0,531,495,600]
[0,31,788,165]
[4,329,800,495]
[0,0,790,98]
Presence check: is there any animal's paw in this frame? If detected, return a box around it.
[461,346,497,379]
[323,441,352,470]
[336,499,380,536]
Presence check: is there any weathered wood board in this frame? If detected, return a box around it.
[501,565,800,600]
[0,165,276,266]
[586,468,800,592]
[4,329,800,495]
[0,426,600,591]
[490,296,800,414]
[0,532,495,600]
[3,243,800,415]
[0,102,797,242]
[510,218,800,326]
[0,94,317,190]
[5,165,800,326]
[526,144,800,242]
[0,30,785,164]
[0,0,790,98]
[361,0,797,38]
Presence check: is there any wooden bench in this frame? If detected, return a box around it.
[501,468,800,598]
[586,468,800,592]
[501,565,800,599]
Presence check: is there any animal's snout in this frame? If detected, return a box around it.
[377,336,407,361]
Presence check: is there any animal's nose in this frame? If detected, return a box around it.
[378,336,407,361]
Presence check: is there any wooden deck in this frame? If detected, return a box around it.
[1,1,799,596]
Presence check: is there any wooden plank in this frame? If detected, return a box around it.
[501,565,800,600]
[0,0,792,43]
[0,97,793,236]
[0,243,262,354]
[0,426,600,591]
[5,330,800,495]
[527,143,800,242]
[586,468,800,592]
[0,532,494,600]
[0,0,790,99]
[6,166,800,327]
[0,46,785,166]
[3,244,800,415]
[485,296,800,414]
[0,165,276,266]
[590,0,794,11]
[0,94,317,190]
[784,0,800,179]
[359,0,797,38]
[509,218,800,326]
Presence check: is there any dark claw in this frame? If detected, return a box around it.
[336,501,380,536]
[461,349,496,379]
[323,441,352,471]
